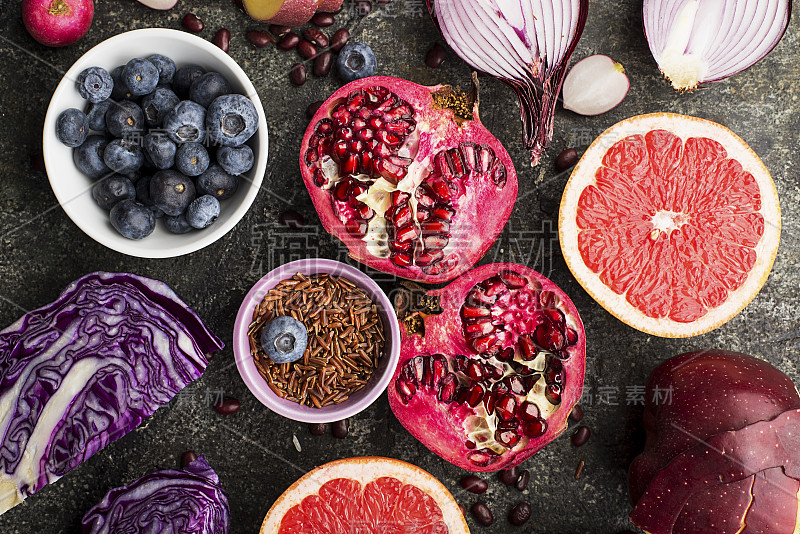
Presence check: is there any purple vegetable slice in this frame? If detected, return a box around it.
[82,456,230,534]
[0,272,223,514]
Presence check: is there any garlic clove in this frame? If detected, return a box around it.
[562,55,630,116]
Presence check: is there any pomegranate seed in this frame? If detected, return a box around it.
[472,334,499,354]
[330,28,350,52]
[395,379,415,404]
[478,146,495,173]
[519,334,536,360]
[396,224,418,243]
[495,428,520,448]
[572,425,591,447]
[345,219,367,236]
[496,347,515,361]
[483,277,506,297]
[490,160,507,187]
[453,355,469,373]
[556,147,579,172]
[518,401,540,421]
[499,466,520,486]
[461,305,490,319]
[498,270,527,289]
[181,13,204,33]
[415,250,443,267]
[311,12,335,26]
[438,373,458,403]
[247,30,275,47]
[390,240,411,253]
[495,394,516,421]
[393,205,413,228]
[392,254,412,267]
[460,475,488,494]
[487,363,503,380]
[181,450,198,467]
[546,383,562,405]
[466,360,485,381]
[455,386,469,405]
[465,440,476,449]
[466,383,484,407]
[465,320,493,338]
[566,327,579,346]
[540,290,559,308]
[484,391,497,415]
[570,404,584,422]
[410,356,425,382]
[535,322,565,351]
[213,28,231,53]
[316,118,333,134]
[468,448,499,468]
[522,419,547,437]
[504,376,525,395]
[312,169,326,187]
[467,286,496,307]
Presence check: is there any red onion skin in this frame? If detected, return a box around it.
[23,0,94,47]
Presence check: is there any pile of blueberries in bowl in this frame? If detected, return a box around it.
[55,54,260,240]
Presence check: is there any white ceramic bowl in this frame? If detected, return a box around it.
[43,28,268,258]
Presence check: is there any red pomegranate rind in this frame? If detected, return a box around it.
[576,130,764,322]
[388,263,585,472]
[630,408,800,534]
[300,76,518,284]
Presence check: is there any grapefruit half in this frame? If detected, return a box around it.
[260,456,469,533]
[558,113,780,338]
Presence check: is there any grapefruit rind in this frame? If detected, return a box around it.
[558,113,780,338]
[259,456,470,533]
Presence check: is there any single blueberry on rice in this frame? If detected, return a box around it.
[261,316,308,364]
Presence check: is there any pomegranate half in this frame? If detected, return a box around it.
[300,75,518,284]
[388,263,586,472]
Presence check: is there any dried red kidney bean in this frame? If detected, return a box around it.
[460,475,488,494]
[354,0,372,15]
[425,43,447,68]
[376,0,391,4]
[458,504,466,516]
[289,63,307,86]
[308,422,327,435]
[181,450,198,467]
[470,502,494,526]
[556,147,578,172]
[214,397,240,415]
[330,28,350,52]
[213,28,231,53]
[278,33,300,50]
[311,12,335,26]
[306,101,324,119]
[313,51,333,77]
[332,418,349,438]
[247,30,275,47]
[499,466,520,486]
[572,425,591,446]
[281,210,305,228]
[298,40,318,60]
[182,13,204,33]
[569,404,584,422]
[515,470,530,491]
[508,502,531,526]
[269,24,291,37]
[304,28,329,47]
[31,154,45,173]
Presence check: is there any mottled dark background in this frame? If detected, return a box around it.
[0,0,798,532]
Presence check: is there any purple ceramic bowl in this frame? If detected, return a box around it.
[233,259,401,423]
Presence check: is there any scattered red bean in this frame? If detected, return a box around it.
[354,0,372,15]
[278,32,301,51]
[30,154,45,173]
[182,13,204,33]
[569,404,584,422]
[425,43,447,68]
[304,28,329,47]
[330,28,350,52]
[311,12,335,26]
[515,470,530,491]
[306,100,324,119]
[247,30,275,48]
[508,502,531,526]
[572,425,591,447]
[298,40,318,60]
[308,422,327,435]
[289,63,307,86]
[214,396,240,415]
[313,51,333,77]
[280,210,305,228]
[470,501,494,526]
[332,418,349,438]
[556,147,578,172]
[575,460,585,479]
[269,24,292,37]
[376,0,392,4]
[458,504,466,516]
[213,28,231,53]
[498,466,519,486]
[460,475,488,494]
[181,450,198,467]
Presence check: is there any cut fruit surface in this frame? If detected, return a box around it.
[260,457,469,533]
[559,113,780,337]
[243,0,317,25]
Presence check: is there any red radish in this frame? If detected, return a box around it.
[22,0,93,47]
[243,0,317,26]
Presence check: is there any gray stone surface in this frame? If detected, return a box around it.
[0,0,798,532]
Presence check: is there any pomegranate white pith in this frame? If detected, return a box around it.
[300,76,518,284]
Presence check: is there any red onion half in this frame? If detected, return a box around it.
[428,0,588,166]
[644,0,791,91]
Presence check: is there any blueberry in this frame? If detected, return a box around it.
[173,64,206,99]
[217,145,254,175]
[189,72,232,109]
[185,195,221,229]
[134,175,165,218]
[163,101,207,144]
[150,169,196,216]
[175,142,210,177]
[103,139,144,174]
[140,87,179,127]
[122,58,159,96]
[55,108,88,147]
[143,132,177,170]
[76,67,113,103]
[74,135,111,179]
[197,164,239,200]
[92,175,136,210]
[110,199,156,240]
[260,316,308,364]
[164,213,194,234]
[86,99,112,131]
[206,94,258,147]
[105,100,145,139]
[110,66,135,101]
[336,42,377,82]
[147,54,176,85]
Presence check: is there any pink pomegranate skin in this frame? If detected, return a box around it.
[23,0,94,47]
[388,263,586,472]
[629,350,800,534]
[300,76,518,284]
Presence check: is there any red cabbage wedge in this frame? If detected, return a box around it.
[0,272,223,515]
[82,456,230,533]
[427,0,589,165]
